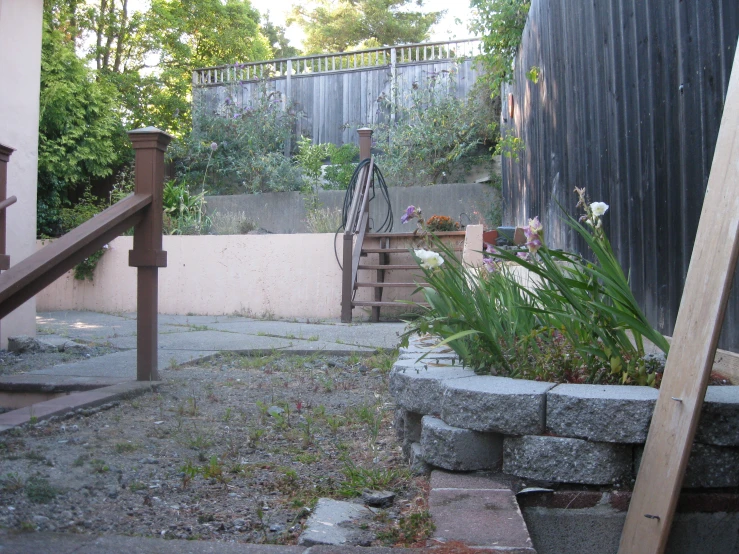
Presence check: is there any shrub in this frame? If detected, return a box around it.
[208,211,257,235]
[172,82,301,195]
[373,67,496,187]
[401,192,669,386]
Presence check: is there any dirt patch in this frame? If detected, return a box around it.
[0,352,431,546]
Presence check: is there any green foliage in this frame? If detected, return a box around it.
[323,144,360,190]
[338,461,410,497]
[174,84,301,194]
[470,0,531,92]
[374,68,496,186]
[162,180,210,235]
[295,138,359,191]
[526,65,541,83]
[495,129,525,161]
[141,0,272,135]
[403,193,669,386]
[57,188,110,281]
[37,18,129,237]
[290,0,442,54]
[25,476,58,504]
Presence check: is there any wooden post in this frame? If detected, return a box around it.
[127,128,171,382]
[285,59,293,157]
[618,38,739,554]
[358,128,373,160]
[0,144,14,272]
[390,48,397,124]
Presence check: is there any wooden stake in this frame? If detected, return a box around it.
[618,39,739,554]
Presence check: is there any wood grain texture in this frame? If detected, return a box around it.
[618,37,739,554]
[502,0,739,350]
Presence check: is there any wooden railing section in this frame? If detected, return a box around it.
[0,128,171,381]
[341,129,374,323]
[193,38,483,86]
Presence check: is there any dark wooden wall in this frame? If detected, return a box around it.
[501,0,739,350]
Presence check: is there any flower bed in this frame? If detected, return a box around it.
[391,336,739,487]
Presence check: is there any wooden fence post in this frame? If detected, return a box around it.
[127,127,171,382]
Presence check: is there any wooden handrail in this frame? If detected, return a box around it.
[0,127,171,381]
[0,196,17,212]
[0,193,151,318]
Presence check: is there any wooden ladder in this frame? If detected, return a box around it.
[344,231,466,322]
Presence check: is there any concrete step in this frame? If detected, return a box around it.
[429,470,537,553]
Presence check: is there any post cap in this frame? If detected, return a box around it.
[128,127,173,150]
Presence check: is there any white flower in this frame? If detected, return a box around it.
[414,249,444,270]
[590,202,609,217]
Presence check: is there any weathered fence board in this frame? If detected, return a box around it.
[192,39,483,148]
[502,0,739,351]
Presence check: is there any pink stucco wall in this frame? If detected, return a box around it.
[36,227,483,318]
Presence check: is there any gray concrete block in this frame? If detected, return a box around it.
[696,386,739,446]
[297,498,370,546]
[389,358,475,415]
[503,436,632,485]
[546,384,658,443]
[420,415,503,471]
[442,376,554,435]
[409,442,431,475]
[635,443,739,488]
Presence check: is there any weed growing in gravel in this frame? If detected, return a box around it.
[90,459,110,473]
[25,476,57,504]
[72,454,87,467]
[338,461,410,498]
[114,442,138,454]
[377,511,435,546]
[1,472,25,492]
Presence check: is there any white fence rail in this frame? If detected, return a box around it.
[193,38,483,86]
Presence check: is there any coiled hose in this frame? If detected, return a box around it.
[334,158,393,270]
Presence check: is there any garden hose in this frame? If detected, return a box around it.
[334,158,393,270]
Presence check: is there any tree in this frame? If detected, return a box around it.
[143,0,272,134]
[261,17,301,59]
[37,17,129,236]
[469,0,531,92]
[290,0,443,54]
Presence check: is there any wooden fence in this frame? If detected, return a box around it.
[501,0,739,350]
[192,39,483,149]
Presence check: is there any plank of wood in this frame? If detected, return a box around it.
[618,38,739,554]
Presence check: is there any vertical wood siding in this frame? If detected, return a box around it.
[192,41,482,148]
[502,0,739,350]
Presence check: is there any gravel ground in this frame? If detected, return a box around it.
[0,352,430,546]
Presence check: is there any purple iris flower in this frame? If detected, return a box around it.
[401,205,416,224]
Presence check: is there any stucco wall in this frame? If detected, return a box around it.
[36,228,482,318]
[0,1,43,346]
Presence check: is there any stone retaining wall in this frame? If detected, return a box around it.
[391,336,739,487]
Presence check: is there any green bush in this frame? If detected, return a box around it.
[173,83,301,195]
[402,192,669,386]
[373,67,496,187]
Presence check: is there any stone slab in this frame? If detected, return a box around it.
[429,488,535,551]
[421,416,503,471]
[442,376,554,435]
[297,498,371,546]
[430,470,512,490]
[390,358,476,415]
[696,386,739,446]
[503,436,632,485]
[546,384,658,443]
